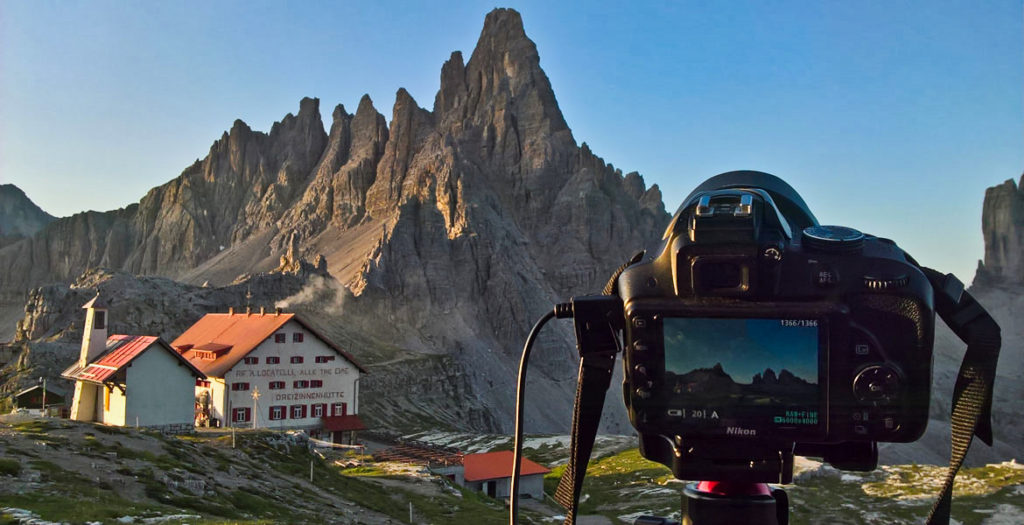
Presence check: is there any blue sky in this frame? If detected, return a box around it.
[664,318,819,384]
[1,1,1020,281]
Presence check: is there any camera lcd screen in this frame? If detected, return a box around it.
[662,317,821,435]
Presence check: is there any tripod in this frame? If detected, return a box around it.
[680,481,788,525]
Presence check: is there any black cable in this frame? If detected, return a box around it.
[510,305,570,525]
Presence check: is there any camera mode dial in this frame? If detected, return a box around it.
[802,225,865,253]
[853,365,902,405]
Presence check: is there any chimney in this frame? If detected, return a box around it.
[246,305,252,316]
[275,307,282,316]
[260,306,265,316]
[79,293,109,367]
[229,306,235,315]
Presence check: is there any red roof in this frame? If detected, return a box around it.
[321,414,368,432]
[170,312,365,378]
[463,451,550,482]
[62,335,206,383]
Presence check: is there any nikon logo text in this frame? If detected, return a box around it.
[726,427,757,436]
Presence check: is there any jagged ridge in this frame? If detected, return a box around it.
[0,8,669,434]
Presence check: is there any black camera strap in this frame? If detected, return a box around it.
[554,253,641,525]
[920,267,1001,525]
[553,345,616,524]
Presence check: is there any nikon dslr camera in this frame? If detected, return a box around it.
[617,171,934,481]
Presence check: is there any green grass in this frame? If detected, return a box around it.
[11,420,58,434]
[0,460,169,522]
[544,447,677,520]
[0,458,20,476]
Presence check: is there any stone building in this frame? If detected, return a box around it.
[62,295,205,431]
[171,310,366,442]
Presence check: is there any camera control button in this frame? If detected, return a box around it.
[814,266,839,287]
[633,341,650,353]
[853,365,902,404]
[882,416,899,431]
[863,274,910,290]
[635,388,652,400]
[632,318,648,329]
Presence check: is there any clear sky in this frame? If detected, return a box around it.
[664,318,820,384]
[1,1,1020,281]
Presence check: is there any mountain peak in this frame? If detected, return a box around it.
[480,8,527,43]
[0,184,57,238]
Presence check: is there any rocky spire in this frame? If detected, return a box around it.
[364,88,436,219]
[977,174,1024,285]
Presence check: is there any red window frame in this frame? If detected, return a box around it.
[268,381,285,390]
[290,356,304,364]
[290,405,307,419]
[312,403,326,418]
[269,405,285,420]
[293,333,304,343]
[195,378,210,388]
[310,379,323,388]
[232,407,251,423]
[332,402,347,417]
[274,333,286,343]
[266,356,280,364]
[293,380,309,389]
[243,356,258,365]
[231,382,250,391]
[315,355,335,363]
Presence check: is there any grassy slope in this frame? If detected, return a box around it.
[3,421,1022,524]
[0,419,524,524]
[543,448,1024,525]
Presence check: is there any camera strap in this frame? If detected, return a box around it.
[554,253,642,525]
[920,267,1001,525]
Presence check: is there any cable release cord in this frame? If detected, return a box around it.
[510,304,572,525]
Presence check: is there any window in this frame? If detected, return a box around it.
[94,310,106,330]
[266,356,280,365]
[268,381,285,390]
[293,333,304,343]
[274,333,286,343]
[243,356,258,365]
[269,406,285,420]
[310,379,323,388]
[293,380,309,389]
[195,379,211,388]
[290,356,304,364]
[290,405,307,419]
[312,403,326,418]
[231,382,250,391]
[315,356,335,364]
[232,407,251,423]
[332,402,347,417]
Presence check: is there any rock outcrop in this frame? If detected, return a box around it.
[0,8,669,434]
[0,184,56,247]
[975,175,1024,286]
